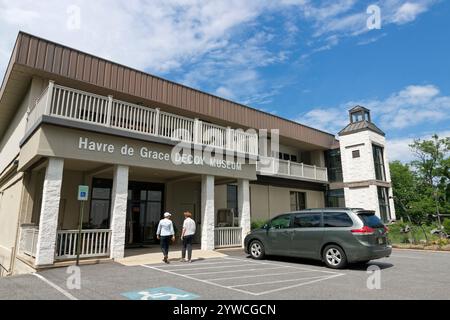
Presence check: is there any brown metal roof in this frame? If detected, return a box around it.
[338,121,385,137]
[1,32,337,149]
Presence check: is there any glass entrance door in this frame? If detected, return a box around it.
[126,182,164,246]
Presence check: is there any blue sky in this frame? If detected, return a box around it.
[0,0,449,161]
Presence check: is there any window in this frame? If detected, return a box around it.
[323,212,353,227]
[227,185,238,219]
[89,178,112,229]
[325,149,343,182]
[373,144,386,181]
[276,152,300,163]
[269,214,291,229]
[377,187,391,222]
[290,192,306,211]
[358,213,384,228]
[326,189,345,207]
[352,112,364,122]
[352,150,360,158]
[293,213,321,228]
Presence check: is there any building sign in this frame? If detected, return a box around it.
[19,125,257,180]
[77,137,243,171]
[121,287,199,300]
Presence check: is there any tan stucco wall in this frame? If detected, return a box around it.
[0,173,23,272]
[58,170,83,230]
[165,181,201,235]
[0,77,46,175]
[250,184,325,222]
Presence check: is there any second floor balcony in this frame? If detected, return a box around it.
[257,156,328,183]
[26,82,259,156]
[25,81,329,183]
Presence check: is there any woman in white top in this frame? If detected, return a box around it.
[180,211,196,263]
[156,212,175,264]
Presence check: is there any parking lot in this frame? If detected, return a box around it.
[1,248,450,300]
[143,257,344,296]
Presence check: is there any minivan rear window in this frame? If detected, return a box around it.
[358,213,384,228]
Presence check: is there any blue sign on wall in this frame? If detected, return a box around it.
[121,287,200,300]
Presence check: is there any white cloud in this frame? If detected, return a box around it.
[0,0,269,74]
[297,84,450,164]
[299,84,450,134]
[0,0,439,108]
[298,107,348,134]
[391,2,428,24]
[387,130,450,162]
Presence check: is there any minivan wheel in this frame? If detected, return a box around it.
[249,240,265,260]
[323,245,347,269]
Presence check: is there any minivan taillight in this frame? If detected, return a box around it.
[351,226,375,235]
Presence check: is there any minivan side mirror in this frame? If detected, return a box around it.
[263,223,270,230]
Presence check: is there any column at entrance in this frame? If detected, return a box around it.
[35,158,64,266]
[110,165,129,259]
[201,175,215,250]
[238,179,251,248]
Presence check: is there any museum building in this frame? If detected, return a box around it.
[0,33,395,274]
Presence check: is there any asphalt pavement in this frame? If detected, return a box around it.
[1,248,449,300]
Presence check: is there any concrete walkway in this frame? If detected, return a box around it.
[117,245,229,266]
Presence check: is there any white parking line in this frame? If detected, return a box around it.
[140,264,258,296]
[254,274,344,296]
[160,260,251,269]
[184,266,289,276]
[224,256,340,274]
[165,263,254,272]
[230,275,338,288]
[32,273,78,300]
[207,269,317,281]
[141,257,345,296]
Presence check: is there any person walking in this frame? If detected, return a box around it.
[180,211,196,263]
[156,212,175,264]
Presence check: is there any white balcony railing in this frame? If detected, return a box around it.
[257,156,328,182]
[55,229,111,260]
[214,227,242,248]
[26,82,258,156]
[19,225,39,258]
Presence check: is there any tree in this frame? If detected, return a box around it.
[409,134,450,219]
[389,161,417,220]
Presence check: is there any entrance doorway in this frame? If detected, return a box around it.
[126,181,165,246]
[89,179,165,247]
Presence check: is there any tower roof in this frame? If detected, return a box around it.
[338,105,385,136]
[338,121,385,136]
[349,105,370,113]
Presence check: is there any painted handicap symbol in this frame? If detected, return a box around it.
[121,287,199,300]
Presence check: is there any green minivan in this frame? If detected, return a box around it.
[244,208,392,269]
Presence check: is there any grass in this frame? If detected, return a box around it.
[388,221,450,250]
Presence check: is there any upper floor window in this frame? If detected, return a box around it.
[351,112,364,122]
[377,187,391,222]
[325,149,343,182]
[372,144,386,181]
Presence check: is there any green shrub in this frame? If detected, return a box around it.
[443,219,450,234]
[251,220,267,230]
